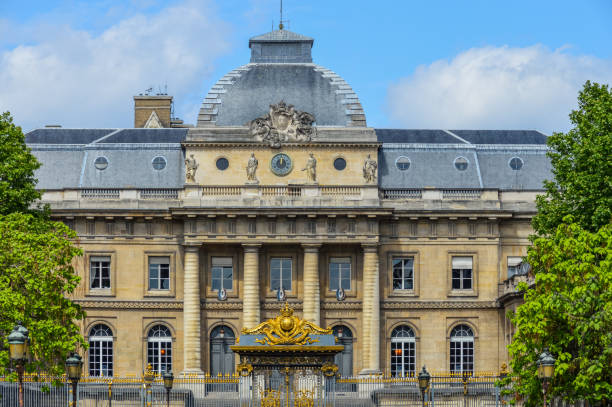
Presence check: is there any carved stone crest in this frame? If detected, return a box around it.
[249,101,315,148]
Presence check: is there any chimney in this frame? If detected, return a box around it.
[133,95,173,128]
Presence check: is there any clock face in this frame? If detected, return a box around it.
[270,153,293,176]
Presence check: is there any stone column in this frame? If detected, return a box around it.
[183,245,202,373]
[242,244,261,329]
[302,244,321,325]
[361,244,380,373]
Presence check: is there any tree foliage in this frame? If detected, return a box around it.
[507,82,612,404]
[532,81,612,235]
[0,112,86,377]
[0,112,42,216]
[508,220,612,404]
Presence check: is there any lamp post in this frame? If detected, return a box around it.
[536,348,555,407]
[66,352,83,407]
[8,322,29,407]
[418,366,431,407]
[143,363,155,407]
[163,371,174,407]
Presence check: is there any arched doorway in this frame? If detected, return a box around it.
[210,325,235,376]
[332,325,353,376]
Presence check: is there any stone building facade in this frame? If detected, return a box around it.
[25,28,549,377]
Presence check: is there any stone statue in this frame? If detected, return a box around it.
[248,101,316,148]
[302,153,317,182]
[185,154,198,183]
[246,153,259,182]
[363,154,377,183]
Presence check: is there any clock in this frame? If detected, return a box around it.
[270,153,293,176]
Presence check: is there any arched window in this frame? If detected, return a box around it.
[450,325,474,374]
[333,325,353,376]
[390,325,415,377]
[147,325,172,374]
[210,325,235,376]
[89,324,113,376]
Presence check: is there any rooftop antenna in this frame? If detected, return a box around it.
[279,0,283,30]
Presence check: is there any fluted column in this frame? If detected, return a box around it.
[242,244,261,329]
[183,245,202,373]
[361,244,380,373]
[302,244,321,325]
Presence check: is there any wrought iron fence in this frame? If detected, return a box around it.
[0,373,510,407]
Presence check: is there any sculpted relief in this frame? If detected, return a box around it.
[249,101,316,148]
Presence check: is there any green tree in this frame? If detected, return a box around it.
[0,111,43,215]
[532,81,612,235]
[508,220,612,404]
[507,82,612,404]
[0,112,86,377]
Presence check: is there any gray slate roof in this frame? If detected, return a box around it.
[377,129,551,190]
[197,29,365,127]
[27,128,187,190]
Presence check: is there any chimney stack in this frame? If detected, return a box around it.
[133,95,173,128]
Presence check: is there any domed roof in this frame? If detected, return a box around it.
[197,29,366,128]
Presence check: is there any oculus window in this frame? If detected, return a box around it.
[329,257,351,291]
[454,156,469,171]
[270,258,292,291]
[392,257,414,290]
[509,157,523,171]
[148,256,170,290]
[216,157,229,170]
[333,157,346,171]
[94,156,108,170]
[451,257,473,290]
[90,256,111,289]
[211,257,233,291]
[152,156,167,170]
[395,156,411,171]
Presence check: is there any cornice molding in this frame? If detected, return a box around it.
[74,300,182,310]
[382,300,498,310]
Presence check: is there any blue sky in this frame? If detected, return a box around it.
[1,0,611,133]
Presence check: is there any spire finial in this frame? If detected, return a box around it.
[279,0,284,30]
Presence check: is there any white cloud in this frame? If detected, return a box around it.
[0,1,231,131]
[387,45,612,133]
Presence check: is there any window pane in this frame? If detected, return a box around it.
[223,267,233,290]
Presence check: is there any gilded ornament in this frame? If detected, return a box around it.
[241,302,332,346]
[236,362,253,377]
[321,362,339,377]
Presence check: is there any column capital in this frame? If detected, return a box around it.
[301,243,322,253]
[242,243,262,253]
[361,243,379,253]
[184,245,201,253]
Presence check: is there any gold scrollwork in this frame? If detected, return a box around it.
[261,390,281,407]
[294,390,315,407]
[321,362,339,377]
[236,363,253,377]
[242,303,332,346]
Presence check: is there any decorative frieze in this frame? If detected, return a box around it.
[74,300,182,310]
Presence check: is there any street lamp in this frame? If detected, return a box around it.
[418,365,431,407]
[143,363,155,407]
[536,348,555,407]
[163,371,174,407]
[8,322,29,407]
[66,352,83,407]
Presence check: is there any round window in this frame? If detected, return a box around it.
[94,156,108,170]
[395,156,411,171]
[333,157,346,171]
[152,156,166,170]
[509,157,523,171]
[216,157,229,171]
[454,156,469,171]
